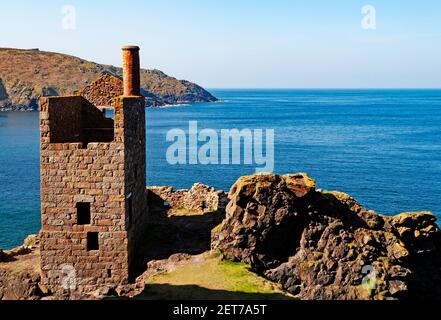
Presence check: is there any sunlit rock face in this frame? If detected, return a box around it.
[213,173,441,300]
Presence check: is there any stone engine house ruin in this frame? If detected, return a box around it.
[80,74,124,108]
[39,46,148,293]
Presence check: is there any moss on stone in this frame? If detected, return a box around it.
[139,252,292,300]
[212,222,224,234]
[347,242,358,249]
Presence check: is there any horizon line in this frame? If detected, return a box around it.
[207,87,441,90]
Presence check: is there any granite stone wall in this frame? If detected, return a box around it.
[80,74,123,108]
[147,183,228,214]
[41,95,114,145]
[39,95,148,294]
[115,96,148,278]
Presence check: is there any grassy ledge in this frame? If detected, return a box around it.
[136,252,293,300]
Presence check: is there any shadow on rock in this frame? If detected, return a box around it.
[212,173,441,300]
[132,283,292,300]
[132,208,225,278]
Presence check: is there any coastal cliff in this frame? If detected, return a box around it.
[1,174,440,300]
[0,48,217,111]
[212,173,441,300]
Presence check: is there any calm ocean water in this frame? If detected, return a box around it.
[1,89,441,249]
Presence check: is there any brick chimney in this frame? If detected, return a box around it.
[122,45,141,96]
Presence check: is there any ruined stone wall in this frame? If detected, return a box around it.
[41,95,114,145]
[81,99,114,144]
[40,97,146,291]
[147,183,228,213]
[44,96,83,143]
[80,74,123,108]
[115,97,148,277]
[81,99,113,129]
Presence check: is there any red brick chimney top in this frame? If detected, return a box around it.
[122,46,140,96]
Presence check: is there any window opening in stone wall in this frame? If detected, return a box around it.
[104,108,114,120]
[87,232,99,251]
[77,202,91,225]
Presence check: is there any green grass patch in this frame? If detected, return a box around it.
[137,253,293,300]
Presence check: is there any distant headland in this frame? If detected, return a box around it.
[0,48,217,111]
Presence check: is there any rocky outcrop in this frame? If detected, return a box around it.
[0,235,43,300]
[0,234,39,263]
[212,173,441,300]
[0,268,42,300]
[0,48,217,111]
[147,183,229,214]
[138,69,217,107]
[2,175,441,300]
[0,79,7,101]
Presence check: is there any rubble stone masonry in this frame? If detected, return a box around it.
[147,184,229,214]
[39,93,147,294]
[80,74,123,108]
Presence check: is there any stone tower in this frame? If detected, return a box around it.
[39,46,147,293]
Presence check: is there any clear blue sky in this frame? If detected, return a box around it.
[1,0,440,88]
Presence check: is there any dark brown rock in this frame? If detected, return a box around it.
[0,245,42,300]
[212,173,441,300]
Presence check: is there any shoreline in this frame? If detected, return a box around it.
[1,173,441,300]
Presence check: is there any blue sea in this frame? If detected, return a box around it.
[1,89,441,249]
